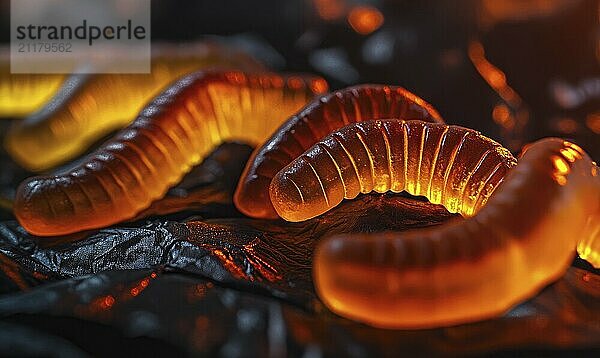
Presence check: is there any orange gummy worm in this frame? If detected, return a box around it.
[4,46,262,171]
[271,120,599,328]
[0,66,65,118]
[14,70,327,236]
[270,120,516,221]
[234,85,443,219]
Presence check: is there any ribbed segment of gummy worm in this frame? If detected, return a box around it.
[14,70,328,236]
[270,120,516,221]
[234,85,443,219]
[4,47,262,171]
[270,120,600,328]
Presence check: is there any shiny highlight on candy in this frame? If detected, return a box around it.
[270,120,516,221]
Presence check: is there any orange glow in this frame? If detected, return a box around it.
[32,271,48,280]
[130,278,150,296]
[313,0,346,20]
[551,154,570,186]
[0,70,65,117]
[560,147,581,162]
[480,0,575,28]
[348,6,384,35]
[213,249,247,280]
[468,41,529,150]
[128,273,157,298]
[311,78,329,94]
[186,282,214,302]
[195,283,212,297]
[287,77,305,89]
[564,141,585,156]
[243,241,283,282]
[552,155,570,175]
[554,118,578,134]
[492,104,515,129]
[100,295,115,309]
[89,295,116,312]
[468,42,521,105]
[586,112,600,134]
[0,253,28,290]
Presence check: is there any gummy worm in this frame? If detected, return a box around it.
[269,119,600,328]
[234,85,443,219]
[270,120,516,221]
[14,70,327,236]
[3,43,262,171]
[0,62,65,118]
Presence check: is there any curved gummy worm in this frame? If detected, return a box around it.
[270,120,516,221]
[4,46,261,171]
[14,70,328,236]
[0,62,65,118]
[271,120,599,328]
[235,85,443,219]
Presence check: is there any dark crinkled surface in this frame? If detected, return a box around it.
[0,141,599,357]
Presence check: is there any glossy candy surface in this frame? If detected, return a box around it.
[271,120,517,221]
[293,125,599,328]
[235,85,443,219]
[4,44,262,171]
[0,61,66,118]
[14,70,327,236]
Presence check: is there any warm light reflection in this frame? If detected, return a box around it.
[560,147,581,162]
[554,118,578,134]
[564,141,585,155]
[480,0,576,29]
[468,41,524,106]
[99,295,115,310]
[313,0,346,20]
[128,272,158,298]
[492,104,515,129]
[577,210,600,268]
[586,112,600,134]
[348,6,384,35]
[243,239,282,282]
[213,249,247,280]
[469,41,529,150]
[0,71,65,118]
[311,78,329,94]
[552,155,570,174]
[551,154,570,185]
[88,295,116,313]
[0,253,28,290]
